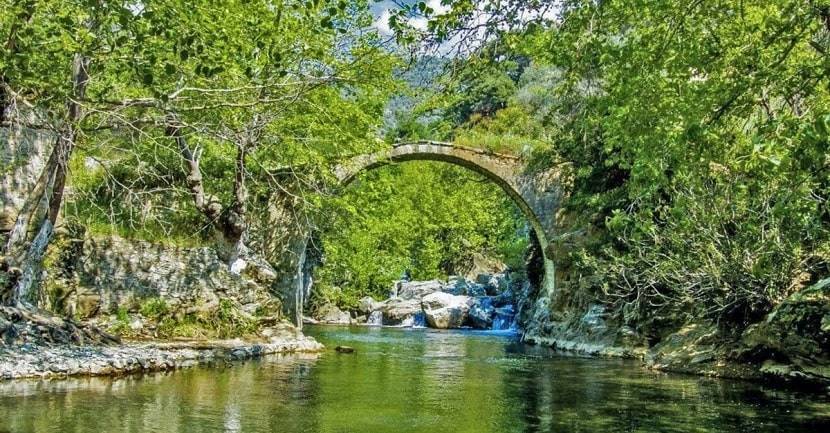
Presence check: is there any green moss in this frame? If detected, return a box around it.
[107,307,132,336]
[120,298,263,340]
[139,298,169,319]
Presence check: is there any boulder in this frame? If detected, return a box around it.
[444,277,489,297]
[444,276,467,295]
[398,280,443,300]
[379,298,423,326]
[357,296,380,314]
[492,289,515,308]
[421,292,472,329]
[366,310,383,326]
[129,318,144,331]
[466,283,487,297]
[315,304,351,324]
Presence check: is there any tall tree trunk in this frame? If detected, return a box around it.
[2,0,45,258]
[11,53,88,306]
[225,144,249,273]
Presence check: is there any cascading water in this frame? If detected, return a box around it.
[367,310,383,326]
[412,311,427,328]
[491,305,517,331]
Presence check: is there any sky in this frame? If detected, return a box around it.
[369,0,451,36]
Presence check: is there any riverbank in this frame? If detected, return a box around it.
[0,336,323,381]
[0,304,323,381]
[517,276,830,391]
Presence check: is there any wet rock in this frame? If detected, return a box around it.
[467,297,495,329]
[476,273,508,295]
[421,293,472,329]
[492,289,515,308]
[466,284,487,297]
[492,305,516,331]
[0,334,325,381]
[443,277,468,296]
[581,304,607,330]
[335,345,354,353]
[366,310,383,326]
[397,280,442,300]
[229,348,249,360]
[379,298,422,326]
[357,296,380,314]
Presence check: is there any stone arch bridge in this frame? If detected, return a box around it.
[331,140,567,294]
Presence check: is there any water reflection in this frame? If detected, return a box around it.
[0,327,828,433]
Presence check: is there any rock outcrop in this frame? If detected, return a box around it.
[397,280,442,300]
[736,278,830,384]
[41,233,281,322]
[421,292,472,329]
[467,297,495,329]
[314,304,352,325]
[523,277,830,387]
[357,296,380,314]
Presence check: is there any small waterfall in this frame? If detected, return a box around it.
[412,312,427,328]
[491,305,517,331]
[367,310,383,326]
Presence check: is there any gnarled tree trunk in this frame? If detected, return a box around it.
[166,115,252,274]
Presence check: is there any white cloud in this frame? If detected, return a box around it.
[371,0,451,37]
[373,9,393,36]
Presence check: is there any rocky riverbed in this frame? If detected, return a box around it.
[309,273,519,331]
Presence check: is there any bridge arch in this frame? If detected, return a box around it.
[333,141,558,294]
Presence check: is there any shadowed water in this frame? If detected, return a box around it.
[1,325,829,432]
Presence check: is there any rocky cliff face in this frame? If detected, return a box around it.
[0,126,52,233]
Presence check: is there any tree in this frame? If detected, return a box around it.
[393,0,830,329]
[0,0,398,305]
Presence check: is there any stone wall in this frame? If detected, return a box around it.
[42,234,281,319]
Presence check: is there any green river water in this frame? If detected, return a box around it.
[1,325,829,433]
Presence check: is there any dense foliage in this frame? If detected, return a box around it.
[2,0,397,245]
[406,0,830,334]
[2,0,827,344]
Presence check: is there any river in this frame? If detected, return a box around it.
[1,325,829,432]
